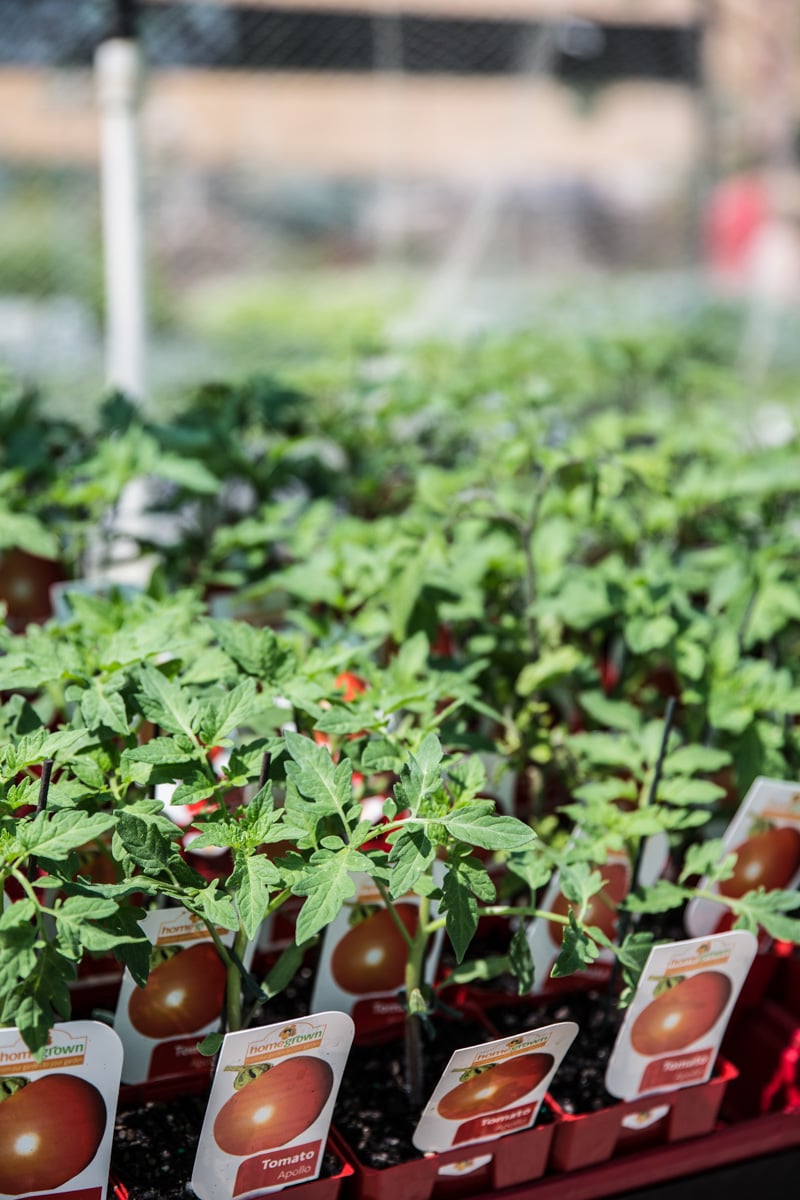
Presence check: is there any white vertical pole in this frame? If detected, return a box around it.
[95,37,146,401]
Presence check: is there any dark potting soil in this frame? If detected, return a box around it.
[111,1092,342,1200]
[331,1013,553,1171]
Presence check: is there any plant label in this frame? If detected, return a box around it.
[605,930,757,1100]
[412,1020,577,1153]
[192,1011,354,1199]
[0,1020,123,1200]
[113,905,255,1084]
[310,870,444,1035]
[685,776,800,937]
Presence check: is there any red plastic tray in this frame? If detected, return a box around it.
[548,1056,738,1173]
[331,1113,556,1200]
[458,1108,800,1200]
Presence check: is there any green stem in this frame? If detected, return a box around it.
[226,926,250,1034]
[374,879,415,951]
[404,894,430,1111]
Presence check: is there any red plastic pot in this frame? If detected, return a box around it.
[547,1057,738,1173]
[111,1138,354,1200]
[331,1108,556,1200]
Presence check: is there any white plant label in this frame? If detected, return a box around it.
[412,1021,577,1153]
[685,776,800,938]
[113,905,254,1084]
[192,1011,354,1199]
[310,869,444,1033]
[605,930,757,1101]
[0,1020,123,1200]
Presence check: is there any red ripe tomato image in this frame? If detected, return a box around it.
[437,1053,555,1121]
[630,970,732,1057]
[214,1056,333,1156]
[330,903,418,995]
[0,1073,106,1195]
[718,825,800,898]
[128,941,227,1039]
[547,861,629,948]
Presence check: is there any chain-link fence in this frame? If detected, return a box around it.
[0,1,796,403]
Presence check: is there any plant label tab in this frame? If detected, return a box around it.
[605,930,757,1101]
[192,1011,354,1199]
[412,1020,577,1153]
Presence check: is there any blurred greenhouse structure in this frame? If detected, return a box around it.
[1,0,799,403]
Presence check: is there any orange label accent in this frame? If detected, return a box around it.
[665,956,730,975]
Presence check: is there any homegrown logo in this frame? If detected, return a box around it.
[472,1034,549,1066]
[155,912,223,945]
[665,941,732,976]
[244,1022,326,1063]
[0,1033,88,1073]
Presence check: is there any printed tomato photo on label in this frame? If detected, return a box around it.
[718,824,800,898]
[436,1053,554,1121]
[129,941,227,1039]
[331,903,418,995]
[630,970,732,1057]
[214,1056,333,1156]
[0,1073,106,1195]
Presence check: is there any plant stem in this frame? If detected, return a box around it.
[404,895,430,1111]
[226,926,249,1033]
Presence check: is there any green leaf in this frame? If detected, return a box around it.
[191,883,238,931]
[171,771,217,808]
[284,730,355,830]
[515,646,585,697]
[550,912,600,977]
[79,681,129,736]
[199,679,260,745]
[679,839,729,883]
[293,852,372,941]
[663,745,731,775]
[197,1032,225,1057]
[578,691,642,734]
[658,778,726,806]
[208,620,291,680]
[445,804,536,852]
[154,454,220,495]
[230,854,282,939]
[387,825,436,898]
[441,864,478,963]
[17,810,115,861]
[625,614,678,655]
[623,880,687,914]
[137,667,199,741]
[0,512,59,558]
[113,810,182,876]
[53,895,125,957]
